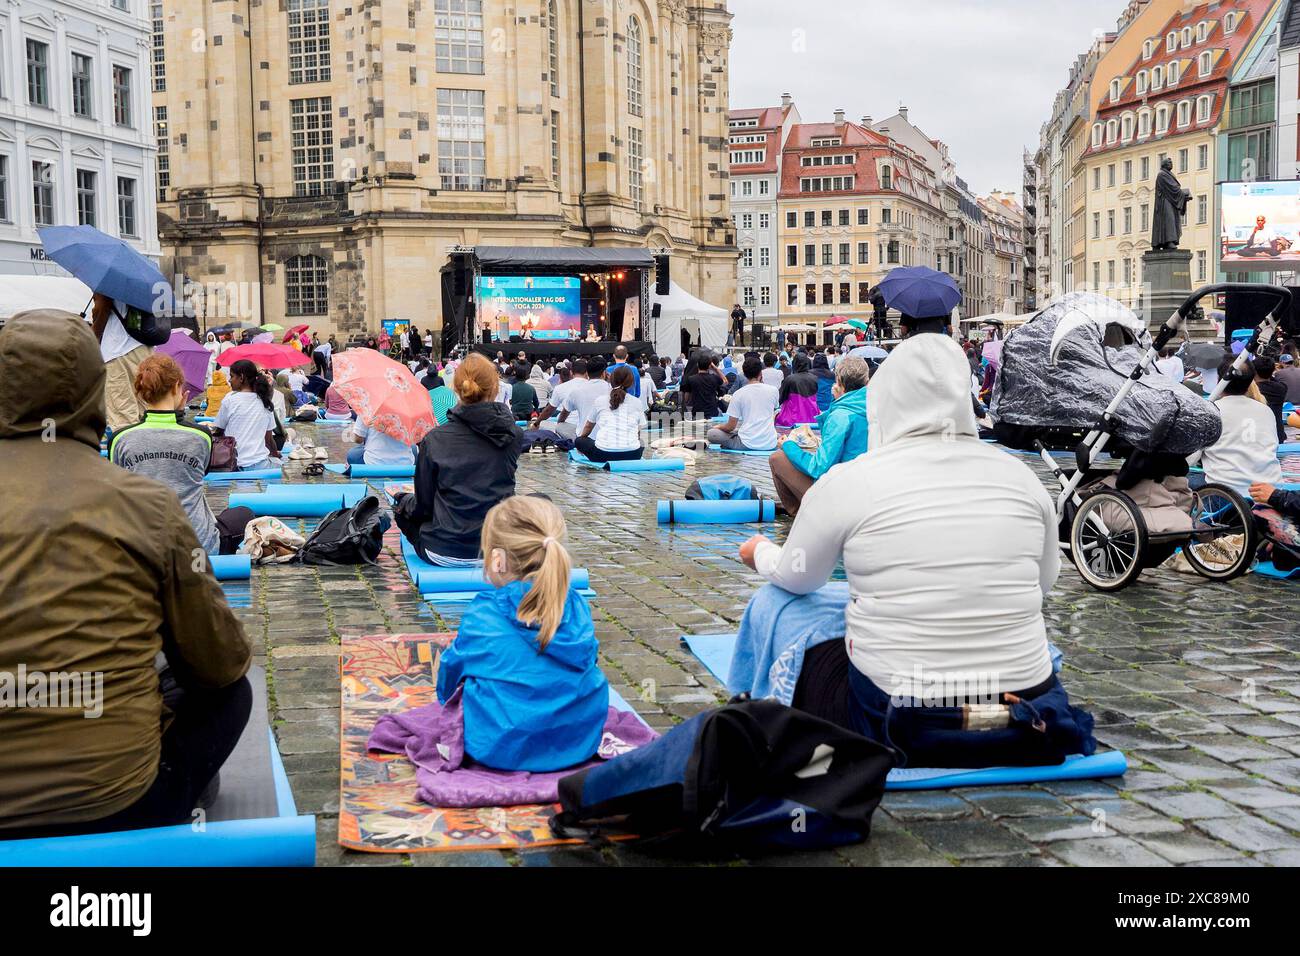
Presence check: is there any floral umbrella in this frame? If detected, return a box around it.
[331,348,436,444]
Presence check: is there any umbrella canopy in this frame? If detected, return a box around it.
[848,345,888,360]
[259,323,284,332]
[879,266,961,319]
[824,315,852,326]
[1183,342,1228,368]
[251,331,275,344]
[283,324,310,343]
[845,319,870,333]
[331,348,436,444]
[37,225,176,315]
[208,321,258,336]
[156,329,212,401]
[216,342,312,370]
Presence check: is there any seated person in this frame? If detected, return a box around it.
[322,382,353,420]
[205,367,231,416]
[1254,357,1289,443]
[111,354,255,554]
[393,354,520,567]
[0,311,251,837]
[775,353,820,427]
[682,351,727,420]
[435,495,608,771]
[575,366,645,463]
[769,356,870,515]
[606,344,642,399]
[211,359,280,471]
[736,334,1094,769]
[706,356,779,451]
[426,371,457,427]
[509,362,539,421]
[1249,480,1300,569]
[347,417,417,466]
[533,358,610,440]
[1197,359,1282,494]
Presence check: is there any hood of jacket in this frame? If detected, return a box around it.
[447,400,519,448]
[0,309,105,449]
[485,581,596,670]
[867,333,976,451]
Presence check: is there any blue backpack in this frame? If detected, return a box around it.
[552,699,893,852]
[686,474,757,501]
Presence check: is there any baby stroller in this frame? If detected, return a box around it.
[991,284,1292,592]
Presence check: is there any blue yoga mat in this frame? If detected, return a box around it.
[205,468,284,483]
[676,634,1117,790]
[1254,561,1300,580]
[657,499,775,524]
[707,445,777,457]
[194,415,215,423]
[1278,442,1300,455]
[312,416,353,425]
[398,536,594,600]
[229,483,367,517]
[568,450,685,472]
[208,554,251,580]
[324,462,416,478]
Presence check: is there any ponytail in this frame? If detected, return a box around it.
[480,495,572,651]
[516,535,571,651]
[608,366,634,411]
[229,358,274,410]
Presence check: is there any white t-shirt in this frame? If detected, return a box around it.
[270,389,288,422]
[213,390,276,468]
[286,370,308,391]
[96,311,139,363]
[727,382,780,450]
[354,419,416,465]
[760,367,784,388]
[546,377,581,416]
[560,378,612,429]
[1200,395,1282,492]
[589,394,645,452]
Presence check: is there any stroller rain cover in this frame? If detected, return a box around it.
[990,292,1221,456]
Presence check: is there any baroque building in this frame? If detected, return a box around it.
[153,0,735,339]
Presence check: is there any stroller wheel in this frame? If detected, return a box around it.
[1183,483,1258,581]
[1069,489,1147,591]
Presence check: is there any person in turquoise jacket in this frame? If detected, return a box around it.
[768,356,870,515]
[435,495,609,772]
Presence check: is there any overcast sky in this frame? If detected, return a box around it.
[728,0,1131,196]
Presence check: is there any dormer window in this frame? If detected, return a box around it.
[1225,12,1239,34]
[1152,65,1163,89]
[1196,94,1212,123]
[1199,50,1212,76]
[1106,119,1118,143]
[1143,39,1155,59]
[1181,27,1192,47]
[1167,32,1177,53]
[1136,70,1148,94]
[1168,61,1179,85]
[1121,114,1134,141]
[1196,21,1209,43]
[1177,100,1191,127]
[1092,123,1103,147]
[1110,78,1122,102]
[1156,105,1169,133]
[1138,109,1151,137]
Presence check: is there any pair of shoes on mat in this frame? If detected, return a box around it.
[302,462,326,477]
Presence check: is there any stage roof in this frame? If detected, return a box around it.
[473,246,656,271]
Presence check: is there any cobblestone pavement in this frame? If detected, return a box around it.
[207,421,1300,867]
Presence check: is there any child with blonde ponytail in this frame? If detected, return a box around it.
[435,495,610,771]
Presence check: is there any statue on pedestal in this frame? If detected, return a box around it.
[1151,157,1191,250]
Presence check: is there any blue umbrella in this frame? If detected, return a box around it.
[878,266,961,319]
[37,225,175,315]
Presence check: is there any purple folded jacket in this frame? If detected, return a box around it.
[366,687,658,807]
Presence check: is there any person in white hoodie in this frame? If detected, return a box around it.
[737,333,1095,768]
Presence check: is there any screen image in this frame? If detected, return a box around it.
[476,275,581,341]
[1220,181,1300,270]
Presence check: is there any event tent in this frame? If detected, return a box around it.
[0,275,93,320]
[648,280,728,357]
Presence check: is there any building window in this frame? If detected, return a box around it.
[759,213,769,229]
[1178,147,1188,173]
[1107,210,1115,236]
[758,180,770,195]
[1197,194,1207,224]
[1108,164,1116,186]
[290,96,334,196]
[547,0,560,97]
[804,284,816,305]
[804,211,814,228]
[858,241,869,264]
[72,53,94,118]
[1167,61,1179,86]
[628,126,644,211]
[434,0,483,75]
[76,170,96,227]
[821,244,832,266]
[288,0,332,84]
[1092,212,1100,239]
[822,282,833,303]
[1123,160,1132,183]
[839,283,850,305]
[741,181,752,197]
[787,284,798,306]
[32,161,54,226]
[858,208,868,225]
[1156,106,1169,133]
[821,210,832,227]
[803,244,814,266]
[113,66,133,127]
[1196,250,1206,280]
[155,106,170,201]
[760,286,770,306]
[887,240,900,264]
[1110,78,1121,102]
[1092,167,1100,190]
[116,177,137,237]
[1092,123,1103,147]
[285,255,329,316]
[0,156,8,222]
[1136,71,1147,95]
[786,211,796,228]
[786,245,797,267]
[1140,203,1149,232]
[1199,51,1212,77]
[838,208,849,226]
[1177,101,1191,128]
[1093,262,1100,289]
[1123,258,1132,285]
[152,0,166,92]
[1141,156,1150,180]
[740,213,753,229]
[759,247,769,267]
[1197,95,1212,123]
[1225,12,1239,34]
[858,282,869,304]
[1139,111,1151,137]
[1123,206,1131,234]
[1108,260,1116,285]
[26,39,50,107]
[1152,65,1163,90]
[742,286,754,307]
[1198,143,1208,169]
[627,16,643,118]
[880,165,892,189]
[839,243,850,265]
[741,247,753,268]
[550,111,560,182]
[436,88,485,190]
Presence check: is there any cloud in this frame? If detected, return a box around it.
[729,0,1129,194]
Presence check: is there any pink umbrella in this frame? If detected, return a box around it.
[216,342,312,369]
[331,348,436,444]
[156,329,211,401]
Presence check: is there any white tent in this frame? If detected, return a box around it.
[648,280,728,357]
[0,275,92,319]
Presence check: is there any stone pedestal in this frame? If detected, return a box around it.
[1139,248,1207,334]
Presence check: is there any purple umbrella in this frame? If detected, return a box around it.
[157,329,211,400]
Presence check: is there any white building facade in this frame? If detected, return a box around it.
[0,0,159,277]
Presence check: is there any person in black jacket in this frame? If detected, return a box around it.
[1254,357,1289,443]
[1249,480,1300,571]
[394,353,521,564]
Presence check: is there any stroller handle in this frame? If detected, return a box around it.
[1174,282,1291,320]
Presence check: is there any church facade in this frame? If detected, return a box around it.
[152,0,735,338]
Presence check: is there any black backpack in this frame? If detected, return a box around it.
[552,698,893,852]
[298,495,391,565]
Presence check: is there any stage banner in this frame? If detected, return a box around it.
[1220,181,1300,270]
[476,275,581,341]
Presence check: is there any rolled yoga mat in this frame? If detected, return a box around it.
[323,462,416,478]
[1279,442,1300,455]
[208,553,251,580]
[205,468,283,483]
[229,483,367,516]
[415,566,591,594]
[568,449,685,472]
[707,445,778,457]
[656,499,775,524]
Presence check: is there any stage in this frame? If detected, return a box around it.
[473,339,654,361]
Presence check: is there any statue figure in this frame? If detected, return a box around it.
[1151,157,1191,250]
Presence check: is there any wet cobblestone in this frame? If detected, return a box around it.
[208,423,1300,865]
